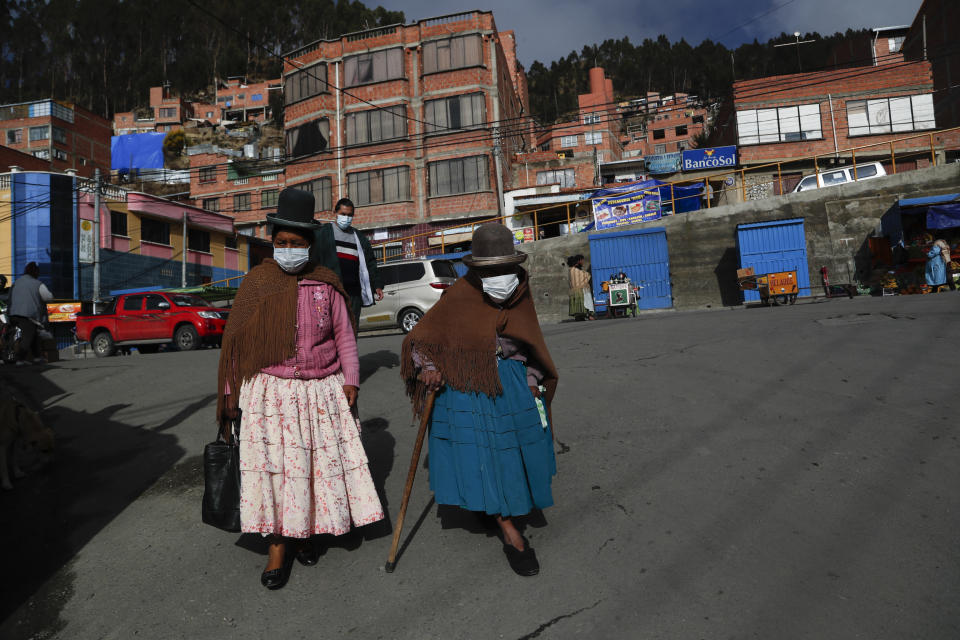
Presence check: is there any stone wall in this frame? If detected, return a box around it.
[519,163,960,322]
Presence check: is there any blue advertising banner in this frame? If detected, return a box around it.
[591,180,663,230]
[645,152,682,175]
[681,145,738,172]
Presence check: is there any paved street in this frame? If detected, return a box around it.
[2,294,959,640]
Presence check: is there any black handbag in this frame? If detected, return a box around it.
[201,412,242,532]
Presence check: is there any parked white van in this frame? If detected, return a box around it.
[792,161,887,193]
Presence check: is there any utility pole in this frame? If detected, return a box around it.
[181,211,188,287]
[774,32,815,73]
[92,168,101,308]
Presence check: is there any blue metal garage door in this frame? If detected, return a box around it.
[588,227,672,310]
[736,218,811,302]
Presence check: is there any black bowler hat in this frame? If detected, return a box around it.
[462,223,527,267]
[265,188,320,230]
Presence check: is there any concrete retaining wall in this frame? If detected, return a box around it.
[519,163,960,322]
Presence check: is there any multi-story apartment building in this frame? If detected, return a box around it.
[903,0,960,130]
[114,85,190,134]
[281,10,526,257]
[0,99,111,178]
[188,145,285,237]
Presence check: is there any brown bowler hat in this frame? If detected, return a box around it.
[461,223,528,267]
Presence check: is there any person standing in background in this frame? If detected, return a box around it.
[925,238,947,292]
[567,254,595,321]
[8,262,52,366]
[932,237,954,291]
[311,198,384,328]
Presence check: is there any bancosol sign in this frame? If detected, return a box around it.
[681,146,738,171]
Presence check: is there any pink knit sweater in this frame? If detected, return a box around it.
[258,280,359,387]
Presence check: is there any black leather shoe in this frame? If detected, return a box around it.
[260,565,289,590]
[502,538,540,577]
[294,544,320,566]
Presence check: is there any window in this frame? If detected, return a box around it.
[202,197,220,212]
[675,125,687,136]
[536,169,576,188]
[79,157,87,166]
[50,126,67,144]
[141,218,170,245]
[237,94,245,100]
[285,119,330,157]
[199,166,216,183]
[888,36,905,53]
[424,93,486,133]
[422,34,483,74]
[821,170,846,186]
[29,126,49,142]
[299,177,332,212]
[560,135,578,148]
[158,107,177,119]
[348,166,411,206]
[652,128,666,140]
[284,62,327,105]
[6,129,22,144]
[224,235,238,250]
[397,262,426,283]
[846,94,935,136]
[52,149,67,161]
[852,163,878,179]
[344,48,404,87]
[796,175,818,192]
[111,211,128,236]
[584,131,602,145]
[736,103,822,145]
[233,193,251,211]
[677,140,689,151]
[206,111,214,118]
[692,114,704,124]
[32,149,50,159]
[654,143,667,154]
[123,295,145,311]
[188,229,211,253]
[261,189,279,208]
[145,294,168,311]
[431,260,457,279]
[583,113,602,125]
[346,105,407,145]
[428,155,489,197]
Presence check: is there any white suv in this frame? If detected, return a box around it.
[792,161,887,193]
[359,259,458,333]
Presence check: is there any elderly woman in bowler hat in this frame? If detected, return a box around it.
[401,223,559,576]
[217,188,384,590]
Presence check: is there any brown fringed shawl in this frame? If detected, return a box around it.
[216,259,353,422]
[400,268,559,419]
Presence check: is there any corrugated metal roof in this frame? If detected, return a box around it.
[898,194,960,208]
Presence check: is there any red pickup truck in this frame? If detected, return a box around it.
[75,291,229,357]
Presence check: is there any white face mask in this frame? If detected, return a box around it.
[274,247,310,273]
[480,273,519,302]
[336,215,353,231]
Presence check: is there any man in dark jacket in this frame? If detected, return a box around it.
[9,262,53,365]
[310,198,384,324]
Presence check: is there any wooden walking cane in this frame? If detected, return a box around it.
[385,390,436,573]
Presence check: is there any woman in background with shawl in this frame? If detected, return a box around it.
[401,223,558,577]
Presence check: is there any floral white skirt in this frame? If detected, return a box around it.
[237,372,384,538]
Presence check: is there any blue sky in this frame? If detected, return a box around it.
[379,0,922,66]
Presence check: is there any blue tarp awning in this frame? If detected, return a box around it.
[111,132,166,171]
[927,204,960,229]
[898,193,960,208]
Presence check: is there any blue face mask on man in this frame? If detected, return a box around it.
[336,214,353,231]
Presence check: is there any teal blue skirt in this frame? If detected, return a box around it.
[428,358,556,517]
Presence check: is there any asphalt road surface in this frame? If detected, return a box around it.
[1,293,958,640]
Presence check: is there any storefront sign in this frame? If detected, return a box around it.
[681,146,738,171]
[47,302,81,323]
[592,188,662,230]
[645,152,682,175]
[79,220,94,264]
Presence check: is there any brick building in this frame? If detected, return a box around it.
[713,56,938,199]
[216,77,281,123]
[903,0,960,130]
[281,10,526,257]
[114,85,191,134]
[0,99,111,178]
[828,25,909,69]
[187,145,285,237]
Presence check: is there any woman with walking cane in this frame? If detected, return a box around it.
[399,223,559,576]
[216,188,384,590]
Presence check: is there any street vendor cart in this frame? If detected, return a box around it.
[602,274,640,317]
[737,267,799,306]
